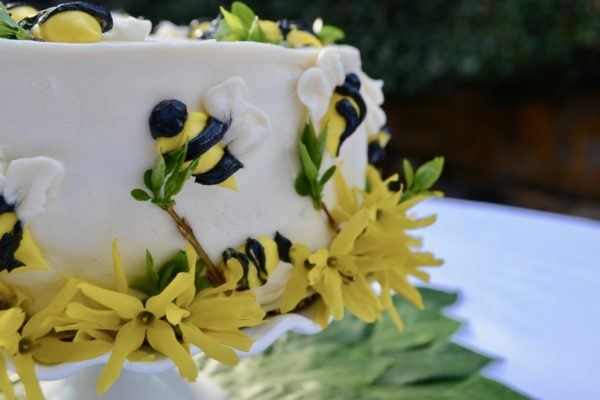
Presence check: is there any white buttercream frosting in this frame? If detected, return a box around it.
[202,77,271,161]
[360,72,387,137]
[103,15,152,42]
[0,155,64,222]
[0,39,376,309]
[297,47,345,126]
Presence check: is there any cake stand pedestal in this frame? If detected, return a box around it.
[41,366,227,400]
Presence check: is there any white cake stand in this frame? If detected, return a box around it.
[32,312,322,400]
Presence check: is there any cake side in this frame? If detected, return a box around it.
[0,39,377,309]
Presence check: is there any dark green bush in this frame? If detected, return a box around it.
[33,0,600,95]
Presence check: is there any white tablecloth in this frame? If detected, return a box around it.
[416,198,600,400]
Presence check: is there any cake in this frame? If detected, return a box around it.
[0,2,443,398]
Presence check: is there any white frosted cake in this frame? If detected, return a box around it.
[0,2,442,398]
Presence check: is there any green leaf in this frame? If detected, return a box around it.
[220,6,246,38]
[130,189,151,202]
[129,280,157,297]
[320,165,336,186]
[413,156,444,192]
[145,250,159,287]
[295,173,311,196]
[403,159,414,189]
[143,169,153,191]
[204,288,526,400]
[248,17,269,43]
[316,24,345,45]
[299,143,319,182]
[0,4,32,40]
[151,153,166,192]
[314,125,328,169]
[231,2,256,30]
[158,264,175,291]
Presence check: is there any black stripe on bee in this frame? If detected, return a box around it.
[185,117,229,161]
[21,1,113,32]
[0,220,25,273]
[194,150,244,186]
[245,238,268,284]
[333,73,367,156]
[274,232,292,263]
[222,247,250,289]
[0,196,15,215]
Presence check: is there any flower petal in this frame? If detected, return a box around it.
[23,279,79,338]
[342,275,381,323]
[146,273,192,317]
[33,337,112,364]
[13,353,44,400]
[179,322,239,366]
[313,299,331,329]
[146,319,198,382]
[165,302,191,326]
[79,283,143,320]
[65,303,122,330]
[97,320,145,394]
[330,209,369,256]
[0,308,25,351]
[112,240,129,294]
[313,268,344,321]
[202,330,253,352]
[0,355,16,400]
[279,264,309,314]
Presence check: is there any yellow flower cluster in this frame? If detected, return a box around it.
[281,166,443,330]
[0,243,265,399]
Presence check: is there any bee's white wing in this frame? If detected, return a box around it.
[3,157,64,222]
[203,77,271,162]
[0,150,6,194]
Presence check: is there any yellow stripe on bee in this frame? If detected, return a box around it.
[189,143,224,174]
[15,227,49,271]
[369,131,391,148]
[0,212,17,237]
[8,6,38,22]
[36,11,103,43]
[156,112,208,154]
[287,30,322,48]
[322,93,361,156]
[240,237,280,288]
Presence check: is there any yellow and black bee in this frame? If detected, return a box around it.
[321,73,367,157]
[222,232,292,290]
[368,125,392,165]
[189,17,219,40]
[0,196,48,273]
[5,2,38,23]
[20,1,113,43]
[149,99,243,190]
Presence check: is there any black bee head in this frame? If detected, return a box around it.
[149,100,188,139]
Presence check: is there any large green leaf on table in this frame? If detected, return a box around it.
[203,288,529,400]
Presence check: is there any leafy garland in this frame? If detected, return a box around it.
[0,3,32,40]
[204,288,528,400]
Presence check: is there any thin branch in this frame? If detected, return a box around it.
[161,205,224,285]
[321,202,340,233]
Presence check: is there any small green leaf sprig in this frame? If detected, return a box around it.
[130,249,212,297]
[216,1,345,46]
[130,146,199,208]
[0,3,32,40]
[295,122,337,210]
[401,157,445,201]
[216,2,270,43]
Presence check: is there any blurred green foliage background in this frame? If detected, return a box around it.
[115,0,600,96]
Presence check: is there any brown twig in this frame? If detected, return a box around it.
[161,206,224,285]
[321,202,340,233]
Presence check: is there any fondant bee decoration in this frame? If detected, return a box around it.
[189,16,220,40]
[5,2,38,23]
[368,125,392,164]
[321,73,367,157]
[0,156,64,273]
[20,1,113,43]
[149,99,242,191]
[221,232,292,290]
